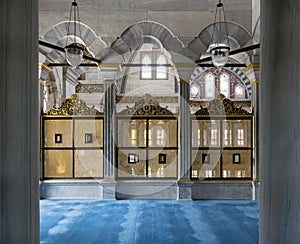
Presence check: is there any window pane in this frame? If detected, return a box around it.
[235,84,245,99]
[44,150,73,178]
[74,119,103,148]
[222,150,252,178]
[205,73,215,99]
[223,120,251,147]
[141,54,152,79]
[191,149,221,179]
[220,73,230,98]
[74,149,103,178]
[44,119,73,148]
[117,119,147,147]
[191,85,200,98]
[148,149,177,178]
[156,55,167,79]
[117,149,147,177]
[148,120,177,147]
[195,120,220,147]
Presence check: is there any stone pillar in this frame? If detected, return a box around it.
[260,0,300,242]
[179,80,191,179]
[104,80,116,179]
[0,0,39,243]
[250,58,260,181]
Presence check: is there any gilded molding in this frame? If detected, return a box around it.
[118,94,174,116]
[39,62,52,72]
[116,95,178,104]
[194,94,253,116]
[243,63,260,73]
[179,79,188,83]
[190,100,251,109]
[75,84,105,93]
[46,94,102,115]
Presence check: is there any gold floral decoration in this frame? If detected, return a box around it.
[194,94,252,116]
[118,94,174,116]
[46,94,102,116]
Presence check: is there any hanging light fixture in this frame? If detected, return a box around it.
[65,0,84,67]
[209,0,230,68]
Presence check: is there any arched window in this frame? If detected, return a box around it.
[205,73,215,99]
[220,73,230,98]
[190,84,200,99]
[156,54,168,79]
[141,54,152,79]
[235,84,245,99]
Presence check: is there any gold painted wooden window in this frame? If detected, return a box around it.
[117,117,177,179]
[41,116,104,179]
[191,116,253,180]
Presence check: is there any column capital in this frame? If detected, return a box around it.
[179,79,189,84]
[103,79,116,84]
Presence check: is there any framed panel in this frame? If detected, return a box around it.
[192,120,201,147]
[74,119,103,148]
[44,150,73,178]
[148,119,177,147]
[222,150,252,178]
[117,119,147,148]
[148,149,177,178]
[191,149,221,179]
[74,149,103,178]
[116,117,178,180]
[222,119,252,147]
[117,149,147,178]
[44,119,73,148]
[196,120,221,147]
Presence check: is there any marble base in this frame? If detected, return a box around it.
[40,180,104,199]
[192,181,254,200]
[40,180,259,200]
[115,181,178,199]
[177,181,193,200]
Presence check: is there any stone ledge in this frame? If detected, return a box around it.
[116,180,178,200]
[192,181,254,200]
[39,180,260,200]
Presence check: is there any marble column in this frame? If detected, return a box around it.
[260,0,300,242]
[0,0,39,243]
[104,80,116,179]
[251,58,260,181]
[179,80,191,179]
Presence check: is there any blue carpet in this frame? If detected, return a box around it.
[40,200,259,244]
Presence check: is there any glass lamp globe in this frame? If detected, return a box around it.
[210,43,230,68]
[65,43,83,68]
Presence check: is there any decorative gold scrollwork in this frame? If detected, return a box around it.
[118,94,174,116]
[75,84,105,93]
[194,94,252,116]
[46,94,102,116]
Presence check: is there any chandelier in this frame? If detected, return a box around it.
[65,0,84,67]
[209,0,230,68]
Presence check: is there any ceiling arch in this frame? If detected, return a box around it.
[110,21,184,57]
[186,21,253,61]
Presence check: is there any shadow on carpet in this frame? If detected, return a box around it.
[40,199,259,244]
